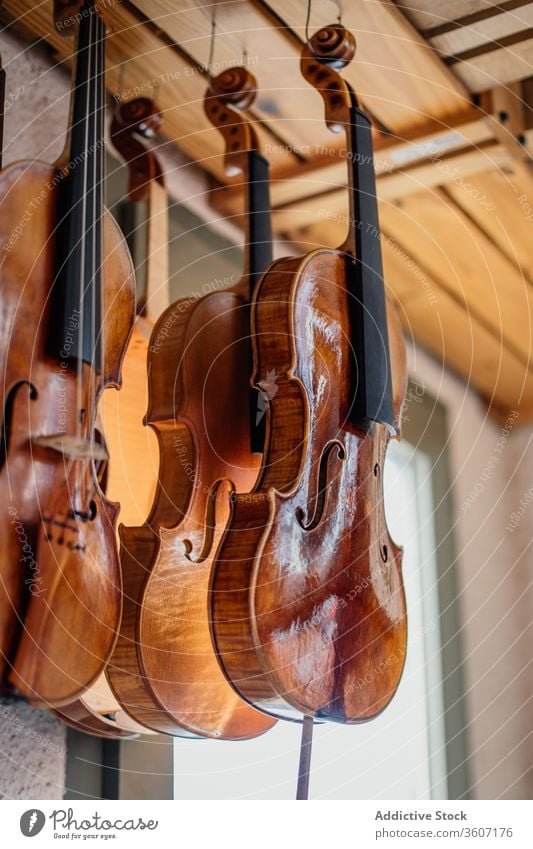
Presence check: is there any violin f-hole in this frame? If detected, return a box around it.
[296,440,345,531]
[183,478,234,564]
[0,380,38,471]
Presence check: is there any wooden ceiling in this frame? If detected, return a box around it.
[2,0,533,421]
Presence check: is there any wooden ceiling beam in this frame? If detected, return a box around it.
[259,0,471,133]
[287,217,533,422]
[1,0,299,182]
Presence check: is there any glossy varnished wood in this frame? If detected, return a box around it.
[0,162,135,704]
[107,292,276,738]
[107,68,276,739]
[211,253,407,722]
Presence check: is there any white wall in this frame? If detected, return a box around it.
[407,342,533,800]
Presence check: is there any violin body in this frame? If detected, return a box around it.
[50,96,168,734]
[107,290,275,738]
[106,66,276,739]
[99,318,158,527]
[0,161,135,703]
[211,250,407,721]
[53,674,151,739]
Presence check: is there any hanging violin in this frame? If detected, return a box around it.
[106,66,276,739]
[53,95,169,737]
[100,94,169,527]
[211,25,408,723]
[4,0,136,705]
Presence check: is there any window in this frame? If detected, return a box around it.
[172,431,451,800]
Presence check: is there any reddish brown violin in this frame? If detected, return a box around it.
[211,25,407,722]
[3,0,135,705]
[106,67,276,739]
[54,95,168,737]
[100,95,169,527]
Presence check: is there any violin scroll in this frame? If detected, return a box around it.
[209,67,256,110]
[308,24,356,69]
[111,97,164,202]
[205,68,258,176]
[114,96,162,138]
[302,24,357,132]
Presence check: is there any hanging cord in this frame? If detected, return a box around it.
[296,715,314,800]
[305,0,343,42]
[305,0,312,43]
[207,10,217,84]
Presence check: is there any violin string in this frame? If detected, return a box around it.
[99,14,106,385]
[89,11,103,487]
[74,7,94,457]
[90,11,97,475]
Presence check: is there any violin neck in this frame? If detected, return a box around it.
[58,1,105,370]
[243,150,273,301]
[344,106,395,432]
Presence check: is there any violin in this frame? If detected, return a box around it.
[53,95,169,737]
[5,0,135,705]
[0,51,5,170]
[211,25,408,723]
[106,66,276,739]
[100,95,169,527]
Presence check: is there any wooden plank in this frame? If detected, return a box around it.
[399,1,493,31]
[1,0,298,182]
[130,0,342,153]
[208,105,496,217]
[287,217,533,420]
[262,0,471,132]
[265,142,509,233]
[445,167,533,275]
[379,187,533,368]
[396,287,533,420]
[450,36,533,90]
[429,5,533,57]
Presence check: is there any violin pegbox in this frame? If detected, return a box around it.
[301,24,356,133]
[53,0,87,34]
[204,67,259,177]
[111,96,164,202]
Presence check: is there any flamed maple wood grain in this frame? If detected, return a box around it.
[107,291,276,738]
[0,163,135,705]
[211,251,408,721]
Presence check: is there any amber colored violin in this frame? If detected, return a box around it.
[54,96,169,737]
[211,25,407,723]
[106,66,276,739]
[100,95,169,527]
[4,0,135,705]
